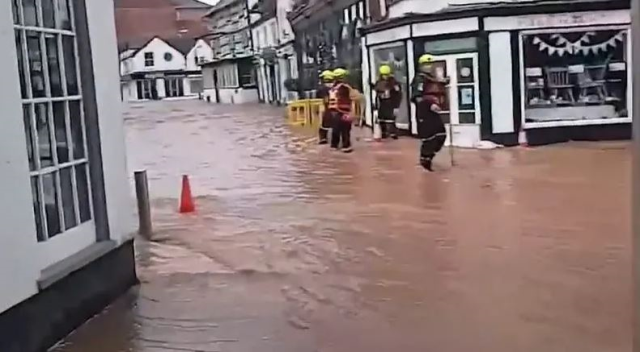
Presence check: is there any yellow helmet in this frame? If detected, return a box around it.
[333,68,348,78]
[418,54,434,64]
[379,65,392,75]
[320,70,335,80]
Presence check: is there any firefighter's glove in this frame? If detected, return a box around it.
[393,108,400,117]
[430,104,441,112]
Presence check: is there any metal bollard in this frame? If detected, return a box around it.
[134,170,153,239]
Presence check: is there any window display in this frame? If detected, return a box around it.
[522,29,628,123]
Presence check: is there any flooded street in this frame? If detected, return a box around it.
[53,99,631,352]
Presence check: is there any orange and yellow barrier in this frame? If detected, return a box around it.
[286,93,364,128]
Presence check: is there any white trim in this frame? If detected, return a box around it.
[407,39,417,135]
[412,17,479,37]
[367,25,410,46]
[524,117,631,129]
[489,32,515,133]
[484,10,630,32]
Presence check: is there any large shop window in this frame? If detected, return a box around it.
[370,43,409,127]
[13,0,93,242]
[522,28,629,124]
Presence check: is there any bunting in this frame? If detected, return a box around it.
[532,30,625,56]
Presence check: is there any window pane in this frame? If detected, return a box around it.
[42,172,61,238]
[458,86,475,111]
[62,36,78,95]
[69,100,85,159]
[60,167,77,230]
[46,34,63,97]
[42,0,56,28]
[75,165,91,223]
[23,105,36,171]
[459,112,476,124]
[15,31,28,98]
[56,0,72,30]
[456,58,474,84]
[53,102,69,163]
[12,0,20,24]
[31,177,45,242]
[27,32,46,98]
[22,0,38,26]
[35,103,53,168]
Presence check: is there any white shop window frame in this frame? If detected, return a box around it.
[11,0,109,268]
[518,25,632,129]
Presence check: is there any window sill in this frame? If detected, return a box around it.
[524,117,631,129]
[38,240,117,290]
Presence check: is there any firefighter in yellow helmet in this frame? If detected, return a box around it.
[373,64,402,139]
[317,70,335,144]
[410,54,449,171]
[327,68,354,152]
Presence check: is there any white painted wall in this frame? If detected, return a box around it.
[0,0,133,313]
[202,88,259,104]
[277,0,295,45]
[489,32,515,134]
[186,39,213,72]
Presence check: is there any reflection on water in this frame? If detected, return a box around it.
[52,100,631,352]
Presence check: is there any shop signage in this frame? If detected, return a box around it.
[484,10,630,31]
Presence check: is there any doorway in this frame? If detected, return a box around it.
[428,53,481,147]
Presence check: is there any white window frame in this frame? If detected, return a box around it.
[518,25,632,129]
[12,0,95,245]
[144,52,154,67]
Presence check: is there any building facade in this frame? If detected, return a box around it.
[120,37,211,101]
[201,0,259,104]
[289,0,371,95]
[252,0,299,105]
[1,0,136,351]
[361,0,632,146]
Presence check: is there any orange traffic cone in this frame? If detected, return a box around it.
[179,175,195,213]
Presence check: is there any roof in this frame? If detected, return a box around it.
[119,36,197,58]
[361,0,629,34]
[115,0,209,49]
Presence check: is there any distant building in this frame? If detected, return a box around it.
[360,0,632,146]
[289,0,370,96]
[119,37,212,101]
[200,0,259,104]
[1,1,136,351]
[251,0,299,105]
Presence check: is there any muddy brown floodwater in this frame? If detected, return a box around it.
[52,100,631,352]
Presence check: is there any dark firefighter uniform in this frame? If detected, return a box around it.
[317,70,335,144]
[373,65,402,139]
[328,68,354,153]
[411,54,448,171]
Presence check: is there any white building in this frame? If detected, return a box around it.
[1,0,136,351]
[200,0,260,104]
[252,0,298,105]
[360,0,632,146]
[120,37,211,101]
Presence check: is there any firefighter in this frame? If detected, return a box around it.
[328,68,354,153]
[373,64,402,139]
[317,70,335,144]
[410,54,448,171]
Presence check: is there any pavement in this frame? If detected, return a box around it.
[52,99,631,352]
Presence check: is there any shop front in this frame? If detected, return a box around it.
[362,16,483,145]
[485,9,631,145]
[361,0,631,147]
